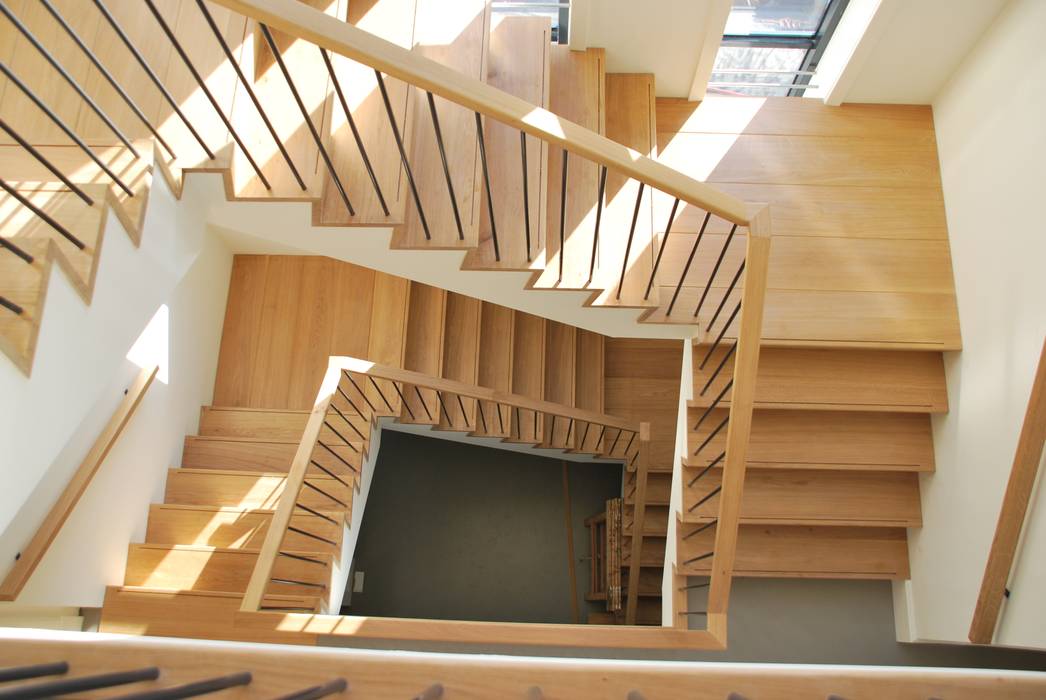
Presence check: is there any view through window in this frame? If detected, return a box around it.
[710,0,849,96]
[491,0,569,43]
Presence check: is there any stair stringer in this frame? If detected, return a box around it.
[195,172,694,341]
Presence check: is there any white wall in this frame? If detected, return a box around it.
[661,339,691,622]
[0,173,233,606]
[576,0,726,98]
[897,0,1046,648]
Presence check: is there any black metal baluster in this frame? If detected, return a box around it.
[0,662,67,684]
[435,390,453,427]
[694,416,729,455]
[683,519,718,540]
[309,459,352,485]
[588,165,607,284]
[682,549,716,565]
[666,212,711,316]
[322,418,357,448]
[520,130,532,261]
[287,525,337,547]
[477,400,489,433]
[580,422,592,451]
[335,385,367,421]
[322,47,387,209]
[328,402,367,442]
[694,379,733,431]
[0,2,138,156]
[495,403,505,434]
[91,0,214,159]
[413,386,434,420]
[196,0,303,188]
[256,23,347,198]
[271,678,349,700]
[426,92,462,238]
[391,381,416,420]
[144,0,270,188]
[302,479,348,508]
[0,178,85,250]
[1,236,34,264]
[687,485,722,512]
[703,259,745,327]
[270,577,325,589]
[368,376,395,412]
[687,452,725,488]
[0,667,159,700]
[295,502,338,525]
[700,301,741,370]
[475,111,500,259]
[693,224,738,318]
[700,342,736,397]
[0,61,134,196]
[40,0,175,159]
[109,672,252,700]
[616,182,645,300]
[645,197,679,300]
[278,551,328,567]
[609,428,622,455]
[557,149,568,282]
[375,70,427,236]
[0,119,93,205]
[317,440,359,471]
[343,371,378,414]
[455,394,468,426]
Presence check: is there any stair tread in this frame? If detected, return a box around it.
[463,14,552,271]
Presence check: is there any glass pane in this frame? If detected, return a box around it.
[490,1,565,40]
[709,46,807,96]
[724,0,831,36]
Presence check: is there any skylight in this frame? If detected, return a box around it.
[709,0,849,97]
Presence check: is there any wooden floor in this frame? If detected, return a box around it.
[650,98,960,350]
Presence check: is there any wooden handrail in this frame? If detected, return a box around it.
[331,355,641,433]
[706,207,772,622]
[624,422,652,624]
[241,356,642,612]
[969,337,1046,644]
[209,0,751,225]
[240,362,343,612]
[0,364,158,600]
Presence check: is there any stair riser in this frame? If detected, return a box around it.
[164,470,352,513]
[124,546,330,598]
[183,437,363,480]
[146,506,341,553]
[199,408,371,443]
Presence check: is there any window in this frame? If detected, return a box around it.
[709,0,849,96]
[491,1,569,44]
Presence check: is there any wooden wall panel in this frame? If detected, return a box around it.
[654,96,960,349]
[212,255,407,410]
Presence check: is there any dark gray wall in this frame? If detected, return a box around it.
[343,430,620,623]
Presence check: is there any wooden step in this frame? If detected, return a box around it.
[533,46,605,290]
[693,347,948,413]
[626,472,669,506]
[400,281,447,425]
[687,407,935,472]
[463,14,552,271]
[621,535,665,567]
[543,320,576,447]
[474,301,515,438]
[123,544,331,598]
[319,0,418,225]
[182,436,362,481]
[682,469,921,527]
[678,524,910,579]
[508,311,546,443]
[99,586,321,643]
[439,292,482,431]
[591,73,658,309]
[164,468,352,514]
[392,0,490,249]
[198,407,370,445]
[145,504,342,554]
[625,505,668,537]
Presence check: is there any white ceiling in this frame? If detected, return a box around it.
[832,0,1009,104]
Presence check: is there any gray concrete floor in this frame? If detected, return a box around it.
[342,430,620,623]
